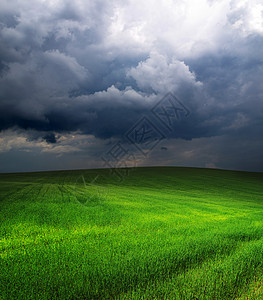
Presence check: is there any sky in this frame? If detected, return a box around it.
[0,0,263,173]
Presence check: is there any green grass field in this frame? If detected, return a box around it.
[0,167,262,299]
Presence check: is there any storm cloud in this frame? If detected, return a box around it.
[0,0,263,172]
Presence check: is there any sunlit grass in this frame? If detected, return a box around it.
[0,167,262,299]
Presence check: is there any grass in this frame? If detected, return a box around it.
[0,166,262,299]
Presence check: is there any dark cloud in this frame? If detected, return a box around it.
[0,0,263,172]
[43,133,57,144]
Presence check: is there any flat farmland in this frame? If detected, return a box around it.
[0,167,262,299]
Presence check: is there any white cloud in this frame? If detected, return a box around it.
[229,0,263,35]
[104,0,230,58]
[127,51,202,93]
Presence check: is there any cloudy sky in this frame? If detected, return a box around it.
[0,0,263,173]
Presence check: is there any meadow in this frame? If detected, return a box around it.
[0,166,262,299]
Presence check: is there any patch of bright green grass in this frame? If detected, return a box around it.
[0,167,262,299]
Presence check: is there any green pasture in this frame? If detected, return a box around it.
[0,167,262,299]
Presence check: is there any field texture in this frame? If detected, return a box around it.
[0,167,263,299]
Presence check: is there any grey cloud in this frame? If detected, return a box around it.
[43,133,57,144]
[0,0,263,172]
